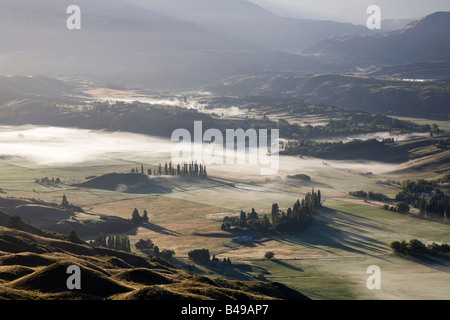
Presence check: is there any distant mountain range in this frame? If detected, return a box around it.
[0,0,369,89]
[302,11,450,66]
[0,1,449,99]
[126,0,369,51]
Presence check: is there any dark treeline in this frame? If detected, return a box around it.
[34,177,61,184]
[349,190,388,201]
[390,239,450,257]
[131,161,207,178]
[273,116,429,141]
[281,138,394,157]
[92,100,433,144]
[222,189,321,233]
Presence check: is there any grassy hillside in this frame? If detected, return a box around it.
[0,225,309,300]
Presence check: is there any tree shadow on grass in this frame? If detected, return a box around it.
[273,208,389,257]
[131,222,182,237]
[171,258,207,275]
[396,254,450,274]
[320,205,387,232]
[124,185,173,195]
[271,259,304,272]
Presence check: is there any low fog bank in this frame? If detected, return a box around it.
[0,125,403,179]
[0,125,174,165]
[94,92,245,118]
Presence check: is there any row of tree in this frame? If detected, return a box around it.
[273,115,429,141]
[131,161,207,178]
[86,233,175,261]
[221,189,321,233]
[272,189,321,232]
[349,190,388,201]
[390,239,450,257]
[34,177,61,184]
[221,208,270,231]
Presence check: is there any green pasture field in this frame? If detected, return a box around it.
[0,152,449,300]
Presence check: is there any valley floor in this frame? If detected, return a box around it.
[1,145,449,299]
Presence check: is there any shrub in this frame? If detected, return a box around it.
[368,191,388,201]
[349,191,368,198]
[286,174,311,181]
[160,249,175,261]
[391,239,430,256]
[395,202,410,213]
[188,249,210,264]
[7,216,25,230]
[406,239,427,256]
[66,229,84,244]
[254,273,267,281]
[135,239,154,250]
[264,251,275,260]
[390,240,408,254]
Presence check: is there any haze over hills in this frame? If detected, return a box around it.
[302,11,450,66]
[127,0,369,51]
[209,72,450,119]
[0,1,448,92]
[0,0,370,90]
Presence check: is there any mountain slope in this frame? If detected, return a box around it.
[0,0,365,89]
[128,0,369,51]
[302,12,450,66]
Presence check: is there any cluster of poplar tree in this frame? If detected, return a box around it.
[221,189,321,233]
[271,189,321,232]
[131,161,207,178]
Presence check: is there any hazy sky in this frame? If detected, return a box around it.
[249,0,450,24]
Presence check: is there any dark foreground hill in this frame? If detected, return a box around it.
[0,226,309,300]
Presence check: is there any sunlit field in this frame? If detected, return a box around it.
[1,124,449,300]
